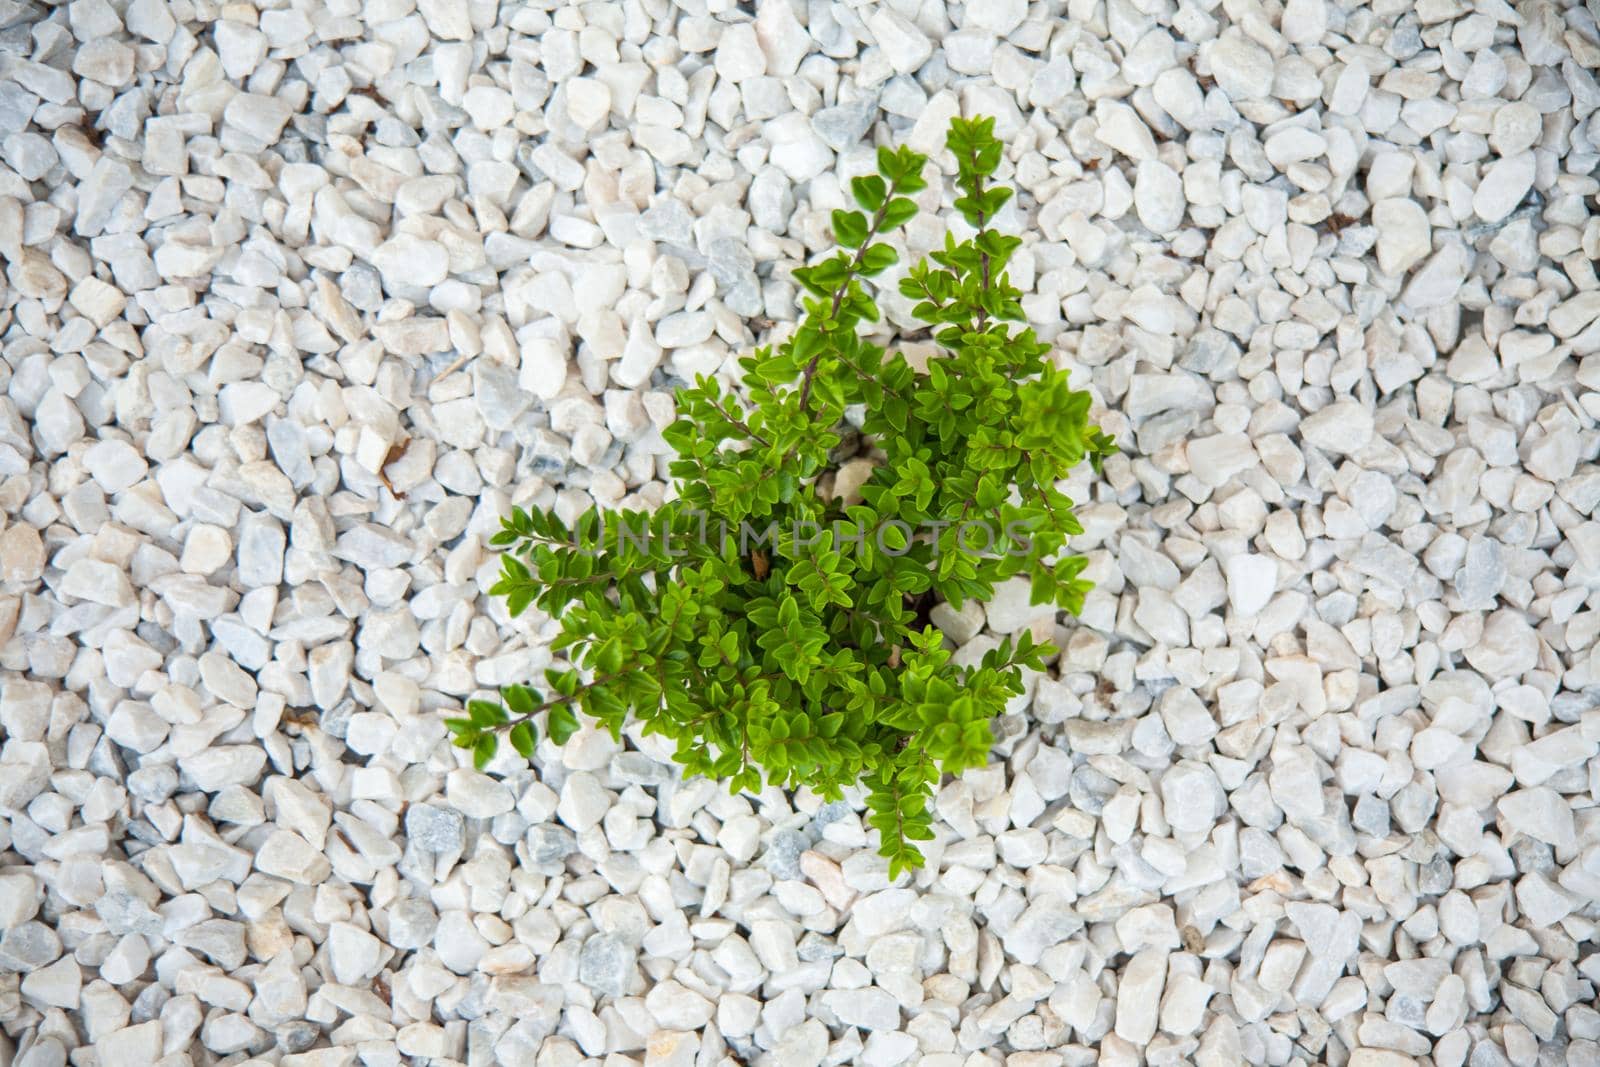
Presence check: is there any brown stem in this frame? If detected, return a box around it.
[796,187,903,411]
[709,395,771,447]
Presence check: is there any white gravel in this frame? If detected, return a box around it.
[3,1,1600,1066]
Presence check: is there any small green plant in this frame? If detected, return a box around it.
[447,116,1113,877]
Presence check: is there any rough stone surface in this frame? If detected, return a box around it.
[1,5,1593,1067]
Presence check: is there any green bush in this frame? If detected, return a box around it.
[448,116,1114,876]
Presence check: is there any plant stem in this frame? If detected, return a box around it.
[796,184,905,411]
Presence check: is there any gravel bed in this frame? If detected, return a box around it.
[2,1,1600,1066]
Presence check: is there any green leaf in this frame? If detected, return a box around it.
[473,734,497,770]
[832,209,869,249]
[502,684,537,715]
[548,704,579,745]
[547,668,581,696]
[468,700,506,727]
[509,721,537,758]
[594,638,625,674]
[851,174,887,211]
[860,244,897,274]
[882,197,917,228]
[876,145,904,181]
